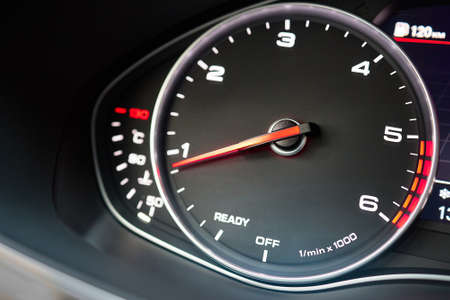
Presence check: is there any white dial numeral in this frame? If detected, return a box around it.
[351,61,370,76]
[206,65,225,82]
[146,195,164,208]
[128,153,146,166]
[359,195,379,212]
[181,142,190,158]
[276,32,296,48]
[384,126,403,143]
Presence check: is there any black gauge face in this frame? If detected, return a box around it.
[151,4,438,284]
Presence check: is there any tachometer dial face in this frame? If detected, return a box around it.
[151,4,438,284]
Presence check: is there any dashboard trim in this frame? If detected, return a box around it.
[0,236,124,299]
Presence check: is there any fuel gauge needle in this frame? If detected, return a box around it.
[172,123,311,168]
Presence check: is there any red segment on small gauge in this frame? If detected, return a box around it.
[115,107,127,114]
[129,108,150,120]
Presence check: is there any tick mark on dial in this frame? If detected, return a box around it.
[262,249,268,262]
[373,54,383,63]
[215,229,224,241]
[197,60,208,70]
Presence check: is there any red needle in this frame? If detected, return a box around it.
[172,124,310,168]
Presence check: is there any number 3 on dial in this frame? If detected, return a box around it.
[276,32,296,48]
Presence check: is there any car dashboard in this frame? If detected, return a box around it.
[0,0,449,299]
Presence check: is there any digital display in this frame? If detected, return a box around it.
[381,5,450,223]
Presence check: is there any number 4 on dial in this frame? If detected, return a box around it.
[351,61,370,76]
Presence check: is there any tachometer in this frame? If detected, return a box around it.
[151,3,439,284]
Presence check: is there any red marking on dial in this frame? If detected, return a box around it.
[396,213,409,228]
[423,160,431,176]
[417,178,427,195]
[407,197,420,213]
[426,141,433,157]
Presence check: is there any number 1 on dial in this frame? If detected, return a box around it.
[181,142,190,158]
